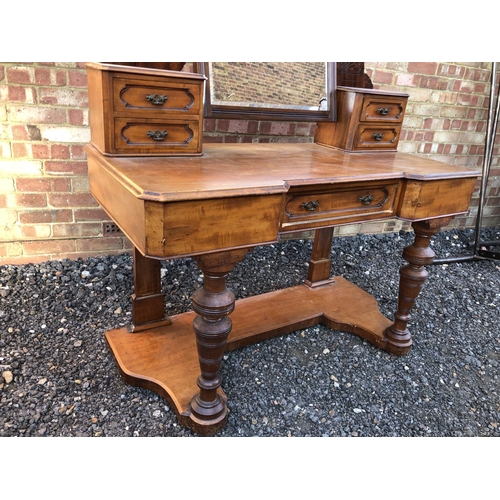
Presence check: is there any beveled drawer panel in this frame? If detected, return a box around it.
[113,77,200,114]
[280,181,401,231]
[354,125,401,150]
[113,118,201,155]
[360,96,407,123]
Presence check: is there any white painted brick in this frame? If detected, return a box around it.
[0,178,15,192]
[0,159,42,176]
[0,141,12,158]
[40,88,87,107]
[8,104,59,122]
[433,131,461,143]
[396,74,416,87]
[401,115,424,128]
[440,106,468,118]
[398,141,418,154]
[459,131,485,144]
[0,241,23,257]
[407,88,432,102]
[41,126,90,143]
[11,224,52,239]
[0,209,18,226]
[0,124,10,141]
[411,104,442,116]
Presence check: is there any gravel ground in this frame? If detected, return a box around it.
[1,227,500,440]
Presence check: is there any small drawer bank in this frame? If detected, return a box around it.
[315,86,409,152]
[86,62,206,156]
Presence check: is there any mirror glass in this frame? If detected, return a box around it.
[197,62,336,121]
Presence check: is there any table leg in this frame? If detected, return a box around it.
[304,227,335,287]
[131,247,171,332]
[385,217,452,355]
[189,249,250,431]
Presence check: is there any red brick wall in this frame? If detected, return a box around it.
[1,63,132,263]
[0,62,498,264]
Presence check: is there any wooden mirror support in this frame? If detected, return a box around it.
[337,62,373,89]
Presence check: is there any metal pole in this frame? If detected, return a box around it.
[434,62,500,264]
[474,62,500,254]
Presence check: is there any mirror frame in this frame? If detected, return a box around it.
[193,62,337,122]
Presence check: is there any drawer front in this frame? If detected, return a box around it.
[280,181,401,231]
[354,125,401,150]
[113,118,201,155]
[360,96,407,123]
[113,77,202,115]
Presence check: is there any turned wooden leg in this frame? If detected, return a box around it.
[130,247,171,332]
[304,227,335,287]
[189,249,249,430]
[385,217,452,355]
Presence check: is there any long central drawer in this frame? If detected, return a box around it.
[280,180,402,231]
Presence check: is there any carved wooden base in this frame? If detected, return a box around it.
[106,219,450,435]
[106,277,393,435]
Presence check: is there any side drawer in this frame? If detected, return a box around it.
[353,125,402,150]
[113,117,202,155]
[113,76,201,115]
[360,96,407,123]
[280,181,402,231]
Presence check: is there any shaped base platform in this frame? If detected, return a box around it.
[105,277,393,434]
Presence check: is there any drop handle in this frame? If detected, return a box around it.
[377,107,390,115]
[147,130,168,141]
[359,195,374,205]
[301,200,319,211]
[372,133,384,141]
[146,93,168,105]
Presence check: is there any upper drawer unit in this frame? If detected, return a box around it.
[314,86,408,153]
[86,63,206,156]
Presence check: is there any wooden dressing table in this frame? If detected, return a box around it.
[85,142,479,435]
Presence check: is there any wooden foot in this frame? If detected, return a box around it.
[188,249,250,430]
[385,218,452,355]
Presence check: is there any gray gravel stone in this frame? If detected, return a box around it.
[1,227,500,437]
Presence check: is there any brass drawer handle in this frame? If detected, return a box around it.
[377,107,390,115]
[359,195,374,205]
[146,94,168,105]
[372,133,384,141]
[301,200,319,211]
[147,130,168,141]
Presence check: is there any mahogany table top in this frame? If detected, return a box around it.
[84,143,480,202]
